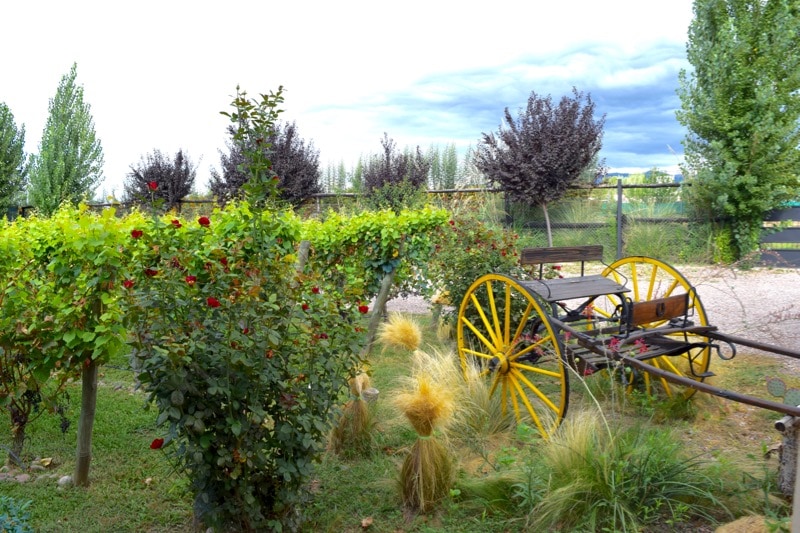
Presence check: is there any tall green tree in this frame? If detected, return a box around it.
[427,145,442,189]
[476,88,605,245]
[442,143,459,190]
[28,63,104,216]
[677,0,800,261]
[0,103,27,212]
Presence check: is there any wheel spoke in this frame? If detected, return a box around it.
[504,282,512,345]
[511,361,562,379]
[509,332,555,361]
[508,375,521,420]
[461,347,495,361]
[647,264,658,300]
[461,315,496,352]
[485,281,503,347]
[509,374,547,438]
[511,302,534,347]
[470,293,501,348]
[511,368,560,413]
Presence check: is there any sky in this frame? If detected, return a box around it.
[1,1,696,197]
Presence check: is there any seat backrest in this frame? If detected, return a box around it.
[625,292,690,329]
[520,245,604,278]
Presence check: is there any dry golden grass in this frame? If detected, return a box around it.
[392,350,458,513]
[399,437,455,513]
[328,373,374,457]
[377,313,422,351]
[393,375,454,437]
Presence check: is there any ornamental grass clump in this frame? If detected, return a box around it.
[328,372,375,457]
[393,374,455,513]
[377,312,422,351]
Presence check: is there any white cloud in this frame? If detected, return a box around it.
[1,0,695,197]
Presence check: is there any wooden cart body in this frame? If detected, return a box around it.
[456,245,800,439]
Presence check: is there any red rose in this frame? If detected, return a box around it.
[185,275,197,286]
[358,305,369,314]
[219,257,228,267]
[198,216,210,227]
[207,296,221,308]
[449,220,455,226]
[123,279,135,289]
[319,332,329,339]
[150,438,164,450]
[301,303,309,311]
[242,327,250,335]
[145,268,158,277]
[311,286,320,294]
[131,229,143,239]
[171,219,182,228]
[147,181,158,191]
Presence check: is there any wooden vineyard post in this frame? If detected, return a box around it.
[363,271,395,356]
[73,358,99,487]
[774,410,800,530]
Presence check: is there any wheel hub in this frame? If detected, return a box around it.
[489,351,511,374]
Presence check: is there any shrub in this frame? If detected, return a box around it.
[424,214,521,323]
[123,204,365,531]
[0,496,33,533]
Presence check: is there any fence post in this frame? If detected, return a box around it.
[616,178,624,260]
[774,412,800,531]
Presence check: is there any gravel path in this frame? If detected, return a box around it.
[385,264,800,371]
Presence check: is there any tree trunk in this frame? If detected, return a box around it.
[542,202,553,247]
[8,423,26,466]
[73,358,99,487]
[363,271,396,356]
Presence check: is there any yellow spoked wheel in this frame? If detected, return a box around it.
[456,274,569,439]
[595,256,711,399]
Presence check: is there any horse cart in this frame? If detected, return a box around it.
[455,245,800,439]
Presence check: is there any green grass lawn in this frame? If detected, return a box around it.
[0,313,792,532]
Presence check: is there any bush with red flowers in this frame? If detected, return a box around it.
[122,87,365,532]
[424,213,522,324]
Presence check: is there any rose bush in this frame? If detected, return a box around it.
[121,86,365,531]
[423,213,522,324]
[122,203,364,531]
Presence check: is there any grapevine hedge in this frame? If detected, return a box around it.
[0,200,454,530]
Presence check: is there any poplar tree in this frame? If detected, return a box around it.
[441,143,459,190]
[0,103,27,212]
[28,63,104,216]
[677,0,800,260]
